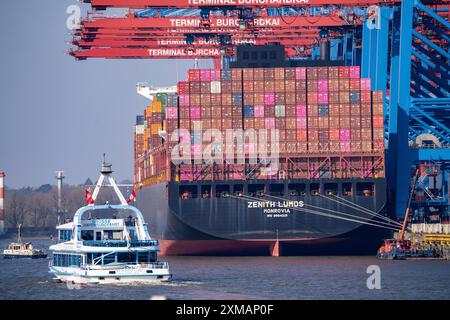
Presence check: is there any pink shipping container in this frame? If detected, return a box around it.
[200,69,211,81]
[361,78,371,90]
[264,93,275,105]
[296,104,307,116]
[166,107,178,119]
[180,173,193,181]
[318,93,329,104]
[340,128,351,141]
[265,117,275,129]
[179,131,190,144]
[210,69,221,81]
[297,117,307,129]
[349,66,360,78]
[190,106,201,119]
[179,94,190,106]
[318,80,329,92]
[295,67,306,79]
[254,105,265,117]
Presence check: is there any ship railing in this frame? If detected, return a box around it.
[82,240,159,247]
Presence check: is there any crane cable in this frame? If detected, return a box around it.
[262,194,400,229]
[227,193,400,231]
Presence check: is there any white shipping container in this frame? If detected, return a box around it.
[135,125,145,135]
[211,81,221,94]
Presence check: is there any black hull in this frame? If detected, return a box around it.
[136,179,390,255]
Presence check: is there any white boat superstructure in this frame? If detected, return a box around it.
[48,162,171,285]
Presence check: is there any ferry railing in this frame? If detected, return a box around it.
[82,240,159,247]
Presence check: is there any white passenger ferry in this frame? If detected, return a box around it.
[48,162,171,285]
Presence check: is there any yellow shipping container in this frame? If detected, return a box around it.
[151,123,161,135]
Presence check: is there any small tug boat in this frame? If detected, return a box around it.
[3,224,47,259]
[48,162,172,285]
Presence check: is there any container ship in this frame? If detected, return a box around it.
[133,46,391,256]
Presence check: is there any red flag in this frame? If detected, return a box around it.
[127,189,137,204]
[85,189,94,205]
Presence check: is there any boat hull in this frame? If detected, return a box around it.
[3,254,47,259]
[136,178,391,256]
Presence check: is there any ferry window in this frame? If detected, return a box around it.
[357,183,374,196]
[179,185,198,199]
[103,230,123,240]
[138,252,149,263]
[103,254,115,265]
[288,183,306,196]
[216,185,230,198]
[310,183,320,196]
[117,252,136,264]
[324,183,338,196]
[269,184,284,196]
[81,230,94,241]
[342,183,353,196]
[233,184,244,197]
[201,185,211,199]
[86,253,93,264]
[150,252,157,262]
[59,229,72,241]
[248,184,265,197]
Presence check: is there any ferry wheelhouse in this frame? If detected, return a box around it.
[48,162,171,284]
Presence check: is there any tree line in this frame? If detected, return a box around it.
[3,181,133,229]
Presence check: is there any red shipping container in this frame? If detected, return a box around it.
[340,116,350,128]
[329,129,340,141]
[285,68,296,80]
[318,117,329,129]
[286,93,296,105]
[254,69,264,80]
[308,104,318,116]
[329,79,339,91]
[222,118,232,129]
[308,142,319,152]
[329,104,340,116]
[232,68,242,81]
[243,81,254,92]
[265,105,275,117]
[361,91,371,104]
[275,118,286,129]
[307,67,318,79]
[373,128,384,140]
[286,129,297,141]
[200,69,211,81]
[188,69,201,81]
[350,117,361,128]
[232,106,242,117]
[351,141,362,151]
[361,128,372,140]
[232,118,243,128]
[244,118,254,129]
[361,116,372,128]
[286,118,296,130]
[373,103,383,115]
[275,81,285,92]
[351,128,361,140]
[254,81,265,92]
[296,80,307,91]
[221,81,232,93]
[178,81,190,93]
[329,117,340,128]
[285,80,296,92]
[318,92,329,104]
[297,129,307,141]
[308,117,319,129]
[166,119,178,132]
[254,118,265,129]
[180,106,190,119]
[361,141,372,151]
[189,82,201,93]
[318,67,328,80]
[275,93,285,104]
[211,94,221,106]
[338,66,350,78]
[202,119,212,130]
[264,81,275,92]
[190,94,201,105]
[350,104,361,115]
[339,78,350,91]
[243,68,254,81]
[373,91,383,103]
[373,115,384,128]
[264,68,275,80]
[210,69,221,81]
[373,140,384,151]
[278,129,286,141]
[244,93,254,104]
[285,105,296,117]
[308,92,318,104]
[221,94,232,105]
[340,104,351,116]
[201,106,211,118]
[296,92,307,104]
[211,118,222,130]
[274,68,285,80]
[232,81,242,92]
[349,79,360,90]
[254,93,264,105]
[307,80,318,91]
[328,67,339,79]
[201,94,211,106]
[179,119,190,130]
[221,106,232,117]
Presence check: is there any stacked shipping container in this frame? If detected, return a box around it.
[135,66,385,185]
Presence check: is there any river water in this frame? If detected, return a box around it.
[1,238,449,300]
